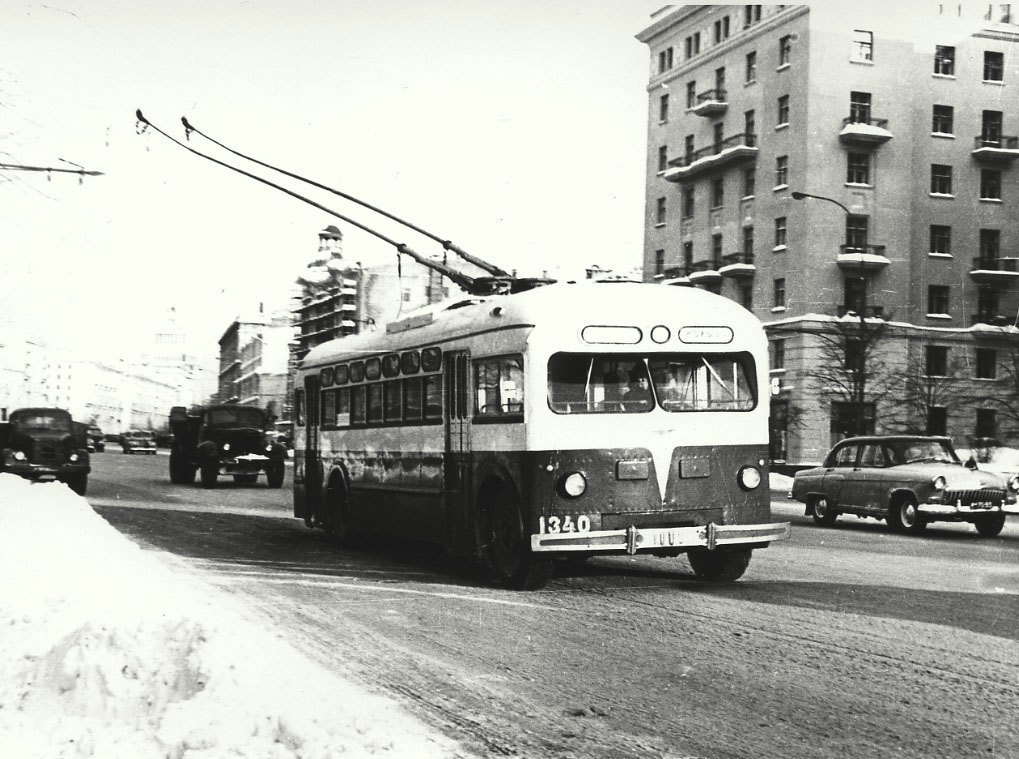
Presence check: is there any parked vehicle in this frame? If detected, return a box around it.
[0,407,90,494]
[86,426,105,453]
[121,430,157,455]
[168,404,287,489]
[791,435,1019,537]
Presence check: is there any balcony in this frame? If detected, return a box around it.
[653,266,692,286]
[838,116,893,146]
[836,305,885,320]
[718,252,756,278]
[690,88,728,117]
[837,244,890,271]
[971,135,1019,163]
[687,260,723,284]
[969,256,1019,284]
[663,133,758,183]
[971,313,1014,327]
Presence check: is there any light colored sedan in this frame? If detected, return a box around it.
[791,435,1019,537]
[120,430,157,455]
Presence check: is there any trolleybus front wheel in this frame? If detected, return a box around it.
[687,547,752,582]
[479,481,552,591]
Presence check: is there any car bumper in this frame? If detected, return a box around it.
[3,463,90,480]
[530,521,791,554]
[220,453,270,474]
[919,501,1019,517]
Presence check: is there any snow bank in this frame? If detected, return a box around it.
[0,474,460,759]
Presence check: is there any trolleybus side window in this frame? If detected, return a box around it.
[548,352,757,414]
[424,375,443,420]
[404,376,423,421]
[350,385,366,425]
[367,383,384,423]
[475,354,524,417]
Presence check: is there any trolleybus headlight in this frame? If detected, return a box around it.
[559,472,587,498]
[1008,474,1019,493]
[737,465,762,491]
[932,475,947,491]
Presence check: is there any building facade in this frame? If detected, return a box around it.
[639,3,1019,466]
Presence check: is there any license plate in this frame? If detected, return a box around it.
[970,502,994,509]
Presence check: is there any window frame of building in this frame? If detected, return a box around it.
[686,80,697,109]
[852,29,874,62]
[775,155,789,189]
[984,50,1004,82]
[743,166,756,197]
[659,93,670,123]
[934,45,955,76]
[980,169,1002,200]
[930,164,953,195]
[772,338,786,370]
[931,104,954,135]
[740,283,754,311]
[684,133,695,161]
[683,241,694,271]
[713,16,730,44]
[682,186,695,219]
[711,177,724,209]
[925,345,949,377]
[685,32,701,59]
[927,284,950,315]
[976,408,998,439]
[778,35,792,67]
[655,197,666,226]
[930,225,951,256]
[926,406,948,436]
[774,216,787,249]
[849,91,872,124]
[777,95,790,127]
[976,348,997,380]
[657,145,668,173]
[845,215,868,251]
[745,50,757,83]
[743,225,754,258]
[658,46,674,73]
[654,249,665,276]
[711,233,723,266]
[744,4,762,27]
[846,152,870,185]
[980,228,1001,261]
[977,287,1000,322]
[773,277,786,309]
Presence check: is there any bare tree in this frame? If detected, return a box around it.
[879,355,967,435]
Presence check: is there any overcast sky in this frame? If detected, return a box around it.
[1,0,667,360]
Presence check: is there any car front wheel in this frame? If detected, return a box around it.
[974,513,1006,538]
[811,495,838,526]
[888,496,926,534]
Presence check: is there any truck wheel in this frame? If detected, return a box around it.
[687,548,752,581]
[266,461,285,489]
[65,474,88,496]
[169,449,188,484]
[200,463,218,489]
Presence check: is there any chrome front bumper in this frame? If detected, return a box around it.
[919,502,1019,517]
[530,521,791,554]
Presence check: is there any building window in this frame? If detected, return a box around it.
[686,81,697,109]
[981,169,1002,200]
[740,283,753,311]
[657,145,668,173]
[743,225,755,257]
[773,278,786,308]
[980,229,1000,261]
[852,29,874,61]
[775,155,788,188]
[658,47,674,73]
[845,216,868,251]
[659,94,669,123]
[745,51,757,82]
[774,216,787,248]
[984,50,1004,81]
[683,241,694,270]
[713,16,730,43]
[927,284,950,315]
[976,408,997,439]
[845,339,865,374]
[712,177,724,208]
[655,197,666,225]
[934,45,955,75]
[930,225,951,256]
[654,249,665,275]
[712,122,724,151]
[976,348,997,379]
[685,32,701,59]
[927,406,948,436]
[977,287,1000,322]
[743,166,756,197]
[930,164,953,195]
[777,95,789,126]
[849,91,871,124]
[779,35,792,66]
[715,66,726,94]
[711,233,723,265]
[932,104,954,134]
[846,153,870,184]
[925,345,948,377]
[981,110,1003,144]
[772,339,786,369]
[844,277,865,314]
[682,186,695,219]
[684,134,695,161]
[744,5,762,27]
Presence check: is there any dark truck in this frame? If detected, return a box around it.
[168,404,286,489]
[0,407,90,495]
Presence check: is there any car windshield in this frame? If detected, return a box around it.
[895,440,959,465]
[12,412,71,432]
[547,352,756,414]
[207,408,266,428]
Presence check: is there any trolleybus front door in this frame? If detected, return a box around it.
[304,374,324,520]
[444,351,472,551]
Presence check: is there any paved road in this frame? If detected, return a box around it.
[88,451,1019,759]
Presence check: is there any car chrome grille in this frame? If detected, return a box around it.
[944,488,1004,505]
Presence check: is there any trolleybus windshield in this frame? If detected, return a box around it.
[547,352,757,414]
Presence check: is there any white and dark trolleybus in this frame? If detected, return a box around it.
[293,281,790,590]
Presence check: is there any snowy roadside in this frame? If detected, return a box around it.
[0,473,463,759]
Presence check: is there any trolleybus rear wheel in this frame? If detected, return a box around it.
[687,548,752,582]
[480,481,552,591]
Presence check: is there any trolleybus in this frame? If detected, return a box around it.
[293,280,790,589]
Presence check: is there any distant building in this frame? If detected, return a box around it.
[638,3,1019,464]
[218,307,293,416]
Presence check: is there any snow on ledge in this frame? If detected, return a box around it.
[0,474,459,759]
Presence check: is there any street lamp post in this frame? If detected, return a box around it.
[791,190,870,437]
